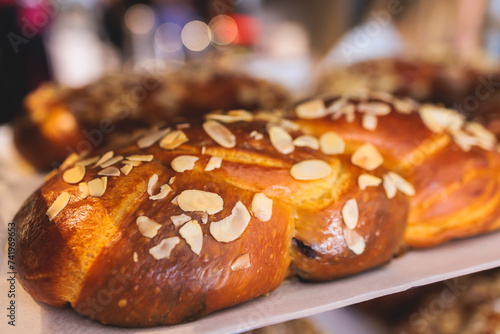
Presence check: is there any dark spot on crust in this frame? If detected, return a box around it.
[293,238,317,259]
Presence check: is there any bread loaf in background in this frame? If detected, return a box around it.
[14,92,500,326]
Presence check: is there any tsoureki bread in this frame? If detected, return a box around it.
[13,67,289,171]
[14,92,500,327]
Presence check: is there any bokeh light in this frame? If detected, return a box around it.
[124,4,155,35]
[155,22,183,53]
[181,20,211,51]
[209,15,238,46]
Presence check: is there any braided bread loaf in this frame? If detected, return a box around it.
[13,68,289,171]
[14,92,500,327]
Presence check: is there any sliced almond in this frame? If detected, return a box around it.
[343,229,366,255]
[290,159,332,180]
[251,193,273,222]
[46,192,70,220]
[250,130,264,140]
[358,102,391,116]
[171,196,179,206]
[98,166,120,177]
[149,184,172,200]
[369,91,394,103]
[465,122,496,150]
[137,127,171,149]
[387,172,415,196]
[362,114,378,131]
[169,176,176,185]
[159,130,188,150]
[79,182,89,198]
[133,252,138,263]
[127,154,154,162]
[231,253,251,271]
[383,174,397,199]
[320,131,345,155]
[179,220,203,255]
[63,165,86,184]
[269,126,294,154]
[149,237,180,260]
[351,144,384,171]
[293,135,319,150]
[147,174,158,196]
[77,156,99,167]
[327,97,349,114]
[94,151,114,167]
[136,216,162,238]
[342,199,359,229]
[171,214,191,228]
[177,190,223,214]
[419,104,464,133]
[205,156,222,171]
[451,129,476,151]
[203,120,236,148]
[394,98,416,114]
[121,164,133,176]
[100,156,124,168]
[296,99,327,119]
[210,201,251,242]
[171,155,199,173]
[358,174,382,190]
[200,212,208,224]
[206,110,253,123]
[332,103,355,123]
[88,177,107,197]
[122,160,142,167]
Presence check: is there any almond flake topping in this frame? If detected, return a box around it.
[149,184,172,200]
[121,164,133,176]
[136,216,162,238]
[171,155,198,173]
[79,182,89,198]
[332,103,355,123]
[419,104,464,133]
[342,199,359,229]
[290,159,332,180]
[133,252,138,262]
[343,229,366,255]
[327,97,349,114]
[210,201,251,242]
[171,214,191,228]
[250,130,264,140]
[362,114,378,131]
[127,155,154,162]
[46,192,70,220]
[88,177,107,197]
[169,176,176,185]
[203,120,236,148]
[147,174,158,196]
[394,98,416,114]
[206,110,253,123]
[296,99,327,119]
[94,151,114,167]
[358,174,382,190]
[122,160,142,166]
[98,166,120,177]
[358,102,391,116]
[159,130,188,150]
[179,220,203,255]
[251,193,273,222]
[77,156,99,167]
[351,144,384,171]
[177,190,223,214]
[386,172,415,196]
[100,156,124,168]
[231,254,251,271]
[293,135,319,150]
[137,127,171,149]
[269,126,294,154]
[383,174,397,199]
[63,165,86,184]
[320,131,345,155]
[149,237,180,260]
[205,156,222,171]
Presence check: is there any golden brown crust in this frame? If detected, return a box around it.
[14,91,500,326]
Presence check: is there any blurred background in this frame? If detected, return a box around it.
[2,0,500,123]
